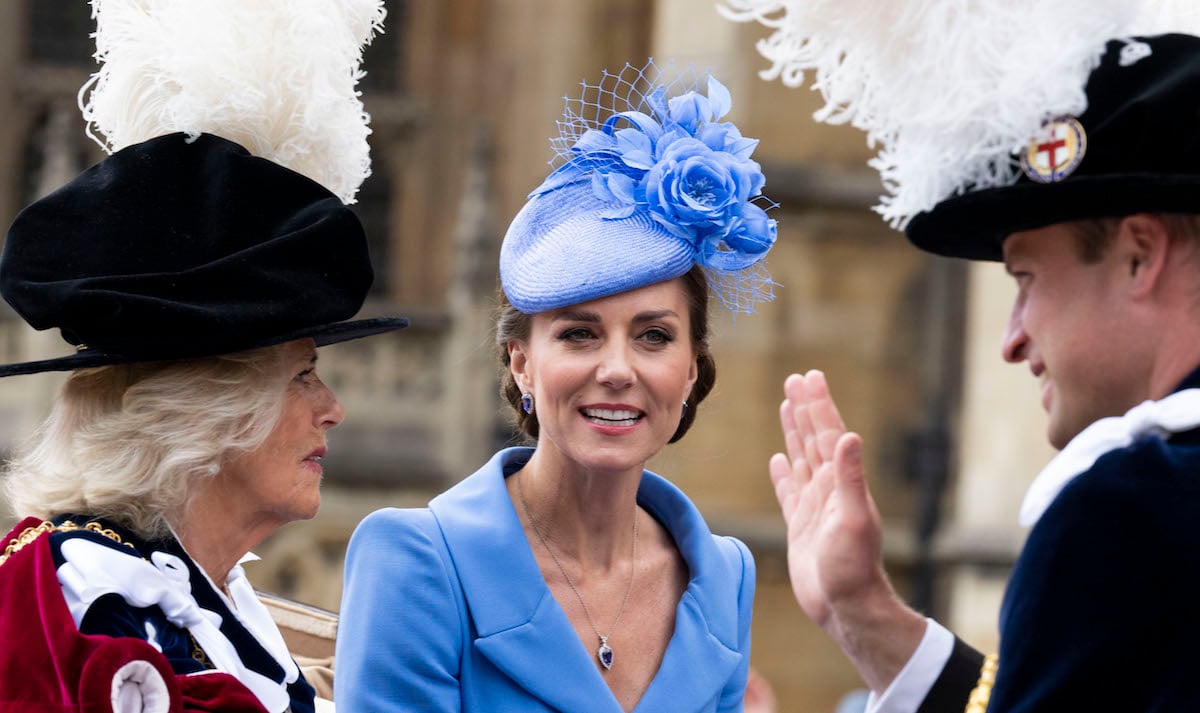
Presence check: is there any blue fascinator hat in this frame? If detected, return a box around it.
[500,61,778,314]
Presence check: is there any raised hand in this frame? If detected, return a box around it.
[770,370,876,626]
[769,370,925,694]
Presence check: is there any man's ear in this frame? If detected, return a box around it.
[1117,214,1171,299]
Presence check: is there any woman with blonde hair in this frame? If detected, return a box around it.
[0,0,402,710]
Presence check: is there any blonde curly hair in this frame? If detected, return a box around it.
[4,344,289,539]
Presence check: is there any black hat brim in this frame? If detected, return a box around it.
[0,316,408,378]
[906,173,1200,262]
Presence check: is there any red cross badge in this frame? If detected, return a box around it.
[1020,116,1087,183]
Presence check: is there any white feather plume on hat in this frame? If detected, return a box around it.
[79,0,385,204]
[719,0,1200,229]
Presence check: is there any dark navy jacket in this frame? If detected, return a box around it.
[921,366,1200,712]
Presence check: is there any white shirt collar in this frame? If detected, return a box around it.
[1019,388,1200,526]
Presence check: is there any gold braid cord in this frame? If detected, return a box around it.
[0,519,135,566]
[965,653,999,713]
[0,519,211,664]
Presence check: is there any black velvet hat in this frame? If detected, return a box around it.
[906,33,1200,261]
[0,132,407,377]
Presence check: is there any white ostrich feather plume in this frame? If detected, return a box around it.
[719,0,1196,228]
[80,0,386,204]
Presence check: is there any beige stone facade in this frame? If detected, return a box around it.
[0,2,1052,710]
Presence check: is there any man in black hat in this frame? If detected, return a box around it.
[768,32,1200,712]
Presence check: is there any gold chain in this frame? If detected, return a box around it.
[965,653,999,713]
[0,519,136,566]
[189,631,214,669]
[0,519,214,667]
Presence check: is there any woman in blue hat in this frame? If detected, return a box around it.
[0,1,402,711]
[337,61,777,712]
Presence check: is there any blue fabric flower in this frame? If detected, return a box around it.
[531,75,776,272]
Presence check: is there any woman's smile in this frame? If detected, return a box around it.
[582,404,645,430]
[508,279,698,475]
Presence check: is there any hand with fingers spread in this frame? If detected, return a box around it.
[769,371,926,695]
[770,370,876,626]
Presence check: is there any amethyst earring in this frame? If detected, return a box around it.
[520,392,535,414]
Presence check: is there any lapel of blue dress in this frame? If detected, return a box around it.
[430,448,625,712]
[630,472,742,712]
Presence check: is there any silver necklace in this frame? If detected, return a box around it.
[516,471,638,672]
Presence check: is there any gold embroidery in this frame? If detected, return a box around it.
[188,631,214,669]
[0,521,56,565]
[965,653,999,713]
[0,519,137,566]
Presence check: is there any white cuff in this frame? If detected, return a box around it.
[111,660,171,713]
[864,618,954,713]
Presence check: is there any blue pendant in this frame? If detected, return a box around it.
[598,637,614,670]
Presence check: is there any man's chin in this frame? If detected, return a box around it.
[1046,411,1086,451]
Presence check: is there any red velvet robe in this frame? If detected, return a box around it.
[0,517,269,713]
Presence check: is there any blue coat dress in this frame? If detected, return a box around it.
[335,447,755,712]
